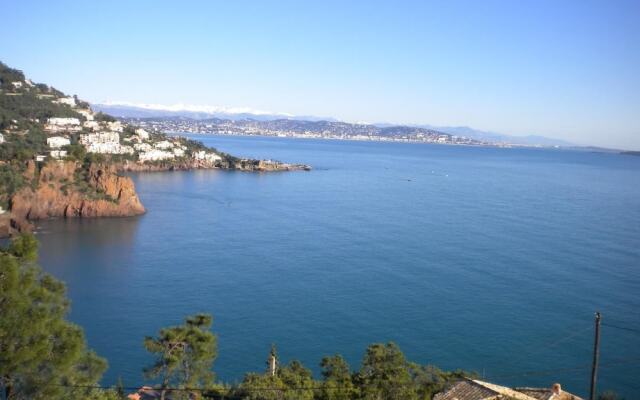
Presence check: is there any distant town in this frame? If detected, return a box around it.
[117,116,542,148]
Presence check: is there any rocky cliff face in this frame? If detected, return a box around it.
[9,161,145,221]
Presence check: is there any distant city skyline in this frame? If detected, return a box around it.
[1,0,639,149]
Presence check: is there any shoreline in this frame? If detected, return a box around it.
[0,158,311,238]
[173,131,629,155]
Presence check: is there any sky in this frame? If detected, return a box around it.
[1,0,639,149]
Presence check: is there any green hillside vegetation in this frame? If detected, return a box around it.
[0,63,81,131]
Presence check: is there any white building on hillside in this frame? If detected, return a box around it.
[83,120,100,131]
[107,121,123,132]
[135,128,150,140]
[47,136,71,148]
[134,143,152,152]
[80,132,132,154]
[77,109,94,121]
[50,150,68,159]
[55,97,76,106]
[47,117,80,126]
[138,149,175,162]
[81,131,120,145]
[46,117,81,132]
[0,133,4,144]
[194,150,222,163]
[154,140,173,150]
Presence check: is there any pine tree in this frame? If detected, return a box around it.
[0,234,108,400]
[143,314,217,400]
[319,354,357,400]
[357,342,418,400]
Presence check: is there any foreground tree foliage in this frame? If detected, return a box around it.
[144,314,218,400]
[356,342,418,400]
[228,342,466,400]
[319,355,358,400]
[0,234,118,400]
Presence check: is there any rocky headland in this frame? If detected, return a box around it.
[0,61,310,237]
[1,160,145,236]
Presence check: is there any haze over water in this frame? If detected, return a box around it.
[36,136,640,397]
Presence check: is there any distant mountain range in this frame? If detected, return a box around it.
[94,102,335,122]
[416,125,574,147]
[93,102,573,147]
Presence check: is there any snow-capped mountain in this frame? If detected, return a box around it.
[92,101,333,122]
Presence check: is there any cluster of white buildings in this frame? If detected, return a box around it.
[38,99,222,164]
[44,122,76,159]
[80,132,134,155]
[47,136,70,158]
[136,139,188,162]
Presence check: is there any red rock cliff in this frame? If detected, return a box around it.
[10,161,145,220]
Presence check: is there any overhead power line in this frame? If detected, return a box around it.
[40,356,640,393]
[488,356,640,380]
[602,322,640,335]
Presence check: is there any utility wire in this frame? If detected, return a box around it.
[39,356,640,393]
[487,356,640,380]
[602,322,640,335]
[490,324,592,375]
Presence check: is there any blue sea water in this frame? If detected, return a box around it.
[35,136,640,398]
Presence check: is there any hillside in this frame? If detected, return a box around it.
[0,61,309,237]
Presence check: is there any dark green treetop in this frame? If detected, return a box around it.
[0,234,110,400]
[143,313,218,400]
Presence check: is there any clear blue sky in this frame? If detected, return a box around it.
[2,0,639,149]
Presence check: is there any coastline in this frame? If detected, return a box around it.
[171,130,570,151]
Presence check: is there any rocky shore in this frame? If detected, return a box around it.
[1,161,145,237]
[115,158,311,172]
[0,158,311,237]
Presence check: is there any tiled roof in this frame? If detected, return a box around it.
[515,387,583,400]
[434,379,502,400]
[434,378,583,400]
[473,380,540,400]
[127,387,175,400]
[515,388,553,400]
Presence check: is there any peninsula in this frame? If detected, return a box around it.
[0,62,310,237]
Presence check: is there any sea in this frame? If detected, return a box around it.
[35,135,640,398]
